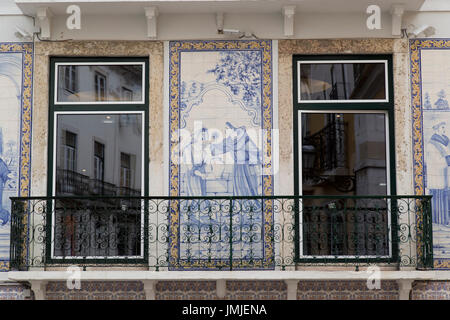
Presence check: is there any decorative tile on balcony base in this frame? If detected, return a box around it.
[156,281,217,300]
[411,281,450,300]
[226,281,287,300]
[45,281,145,300]
[155,280,286,300]
[0,285,33,300]
[297,281,399,300]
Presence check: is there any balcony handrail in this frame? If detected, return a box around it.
[9,195,433,271]
[9,194,433,200]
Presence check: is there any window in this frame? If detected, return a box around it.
[120,152,131,189]
[63,130,77,171]
[122,87,133,101]
[300,111,390,257]
[94,72,106,101]
[62,66,77,93]
[94,141,105,181]
[298,60,388,102]
[50,57,149,262]
[55,61,145,104]
[293,55,395,261]
[56,130,83,195]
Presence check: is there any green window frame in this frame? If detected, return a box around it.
[47,57,150,265]
[292,54,397,264]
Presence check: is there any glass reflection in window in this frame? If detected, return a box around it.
[55,113,142,196]
[56,64,144,103]
[301,112,390,257]
[53,113,143,258]
[299,62,387,101]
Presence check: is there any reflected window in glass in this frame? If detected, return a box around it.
[55,113,142,196]
[298,61,387,102]
[55,63,144,104]
[300,112,390,258]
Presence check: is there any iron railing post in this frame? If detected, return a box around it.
[421,197,433,269]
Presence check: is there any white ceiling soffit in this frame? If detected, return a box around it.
[420,0,450,11]
[1,0,22,14]
[15,0,426,16]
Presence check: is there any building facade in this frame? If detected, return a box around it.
[0,0,450,300]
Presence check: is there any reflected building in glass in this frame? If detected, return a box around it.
[54,113,143,257]
[55,113,143,197]
[56,64,144,103]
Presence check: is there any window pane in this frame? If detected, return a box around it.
[55,114,142,196]
[54,113,143,258]
[56,64,144,103]
[299,62,386,101]
[301,112,389,257]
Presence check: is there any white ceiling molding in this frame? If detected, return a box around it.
[282,5,295,37]
[0,0,22,15]
[420,0,450,11]
[216,12,224,34]
[14,0,426,16]
[390,4,405,37]
[145,6,159,39]
[36,6,53,40]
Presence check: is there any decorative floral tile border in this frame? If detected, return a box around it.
[0,43,33,272]
[410,39,450,270]
[168,40,274,270]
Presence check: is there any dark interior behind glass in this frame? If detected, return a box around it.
[301,112,389,257]
[299,62,386,101]
[54,113,143,257]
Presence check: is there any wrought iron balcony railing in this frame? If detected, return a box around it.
[90,179,117,196]
[56,169,90,196]
[9,195,433,271]
[303,121,347,173]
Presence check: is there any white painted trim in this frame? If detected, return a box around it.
[0,273,10,281]
[398,279,414,300]
[297,60,389,104]
[297,110,392,259]
[8,270,450,282]
[272,40,279,196]
[54,62,146,105]
[36,6,52,40]
[51,110,146,260]
[144,7,159,39]
[282,6,295,37]
[216,279,226,298]
[30,280,46,300]
[285,279,299,300]
[143,280,156,300]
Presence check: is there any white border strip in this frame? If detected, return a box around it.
[272,40,279,196]
[163,41,170,197]
[8,270,450,282]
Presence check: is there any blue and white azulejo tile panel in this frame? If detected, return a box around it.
[411,39,450,269]
[0,43,33,271]
[168,40,274,270]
